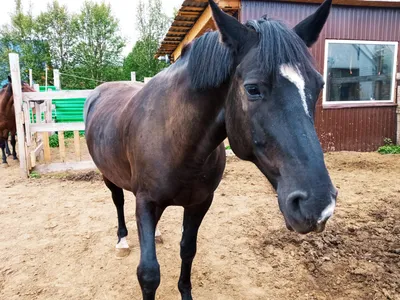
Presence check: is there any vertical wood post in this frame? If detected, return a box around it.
[42,132,51,163]
[74,131,81,161]
[58,131,66,162]
[9,53,28,177]
[53,69,60,90]
[29,69,33,87]
[144,77,152,84]
[397,106,400,145]
[131,72,136,82]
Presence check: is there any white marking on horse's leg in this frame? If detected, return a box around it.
[116,237,129,249]
[155,227,163,244]
[115,237,130,258]
[318,199,336,224]
[279,64,310,117]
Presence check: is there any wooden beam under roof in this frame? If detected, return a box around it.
[172,0,239,60]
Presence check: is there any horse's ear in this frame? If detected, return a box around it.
[208,0,253,50]
[8,76,11,83]
[294,0,332,47]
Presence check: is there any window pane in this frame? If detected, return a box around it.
[326,42,395,102]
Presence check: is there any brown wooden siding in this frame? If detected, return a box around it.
[241,1,400,151]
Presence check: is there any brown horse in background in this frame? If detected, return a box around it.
[85,0,337,299]
[0,76,36,166]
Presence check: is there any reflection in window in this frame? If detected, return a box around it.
[325,41,396,102]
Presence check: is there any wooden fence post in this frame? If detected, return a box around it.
[53,69,61,90]
[29,69,33,87]
[144,77,152,84]
[131,72,136,82]
[9,53,28,177]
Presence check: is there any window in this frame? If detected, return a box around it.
[323,40,398,106]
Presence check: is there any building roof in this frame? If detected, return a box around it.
[156,0,400,60]
[155,0,240,61]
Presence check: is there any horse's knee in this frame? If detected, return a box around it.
[137,261,160,292]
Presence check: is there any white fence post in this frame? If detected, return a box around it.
[53,69,61,90]
[144,77,152,84]
[9,53,28,177]
[29,69,33,87]
[131,72,136,82]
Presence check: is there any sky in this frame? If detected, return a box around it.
[0,0,183,55]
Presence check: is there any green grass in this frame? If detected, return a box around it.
[377,145,400,154]
[29,171,41,179]
[225,145,231,150]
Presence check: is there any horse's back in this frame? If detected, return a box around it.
[84,81,144,123]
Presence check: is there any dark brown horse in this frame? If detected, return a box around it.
[85,0,337,299]
[0,76,35,166]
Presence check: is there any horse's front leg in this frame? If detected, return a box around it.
[10,134,17,160]
[136,195,162,300]
[178,194,214,300]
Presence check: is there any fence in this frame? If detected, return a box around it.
[9,53,151,178]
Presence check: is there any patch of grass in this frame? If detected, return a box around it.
[49,134,59,148]
[378,138,400,154]
[225,145,232,150]
[378,145,400,154]
[29,171,41,179]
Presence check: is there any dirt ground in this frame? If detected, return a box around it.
[0,150,399,300]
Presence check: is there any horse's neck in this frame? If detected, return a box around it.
[165,68,228,158]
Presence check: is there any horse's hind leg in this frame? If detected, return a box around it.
[103,176,130,258]
[0,139,8,167]
[10,134,17,160]
[178,194,214,300]
[5,137,11,156]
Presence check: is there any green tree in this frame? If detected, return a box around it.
[36,1,76,70]
[71,1,125,88]
[123,0,171,81]
[0,0,51,84]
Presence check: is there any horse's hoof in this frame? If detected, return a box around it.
[115,247,131,259]
[115,237,130,259]
[1,163,9,168]
[155,228,163,244]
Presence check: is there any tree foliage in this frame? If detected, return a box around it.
[122,0,171,81]
[0,0,125,88]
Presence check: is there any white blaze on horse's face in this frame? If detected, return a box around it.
[279,64,310,117]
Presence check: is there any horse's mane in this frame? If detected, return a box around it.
[186,17,315,90]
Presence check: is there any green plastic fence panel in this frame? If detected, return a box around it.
[52,98,86,123]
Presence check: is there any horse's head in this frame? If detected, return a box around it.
[209,0,337,234]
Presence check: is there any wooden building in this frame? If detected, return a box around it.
[156,0,400,152]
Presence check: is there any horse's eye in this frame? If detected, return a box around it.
[244,84,261,99]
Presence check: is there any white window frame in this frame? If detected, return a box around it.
[323,39,398,107]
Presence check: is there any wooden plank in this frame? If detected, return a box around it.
[34,160,96,174]
[45,99,52,123]
[173,5,212,60]
[30,142,43,168]
[74,130,81,161]
[9,53,28,178]
[53,69,61,90]
[30,122,85,133]
[58,131,66,162]
[42,132,51,163]
[23,90,93,101]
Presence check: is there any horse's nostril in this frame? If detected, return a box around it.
[286,191,308,211]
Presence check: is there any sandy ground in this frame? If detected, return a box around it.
[0,150,399,300]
